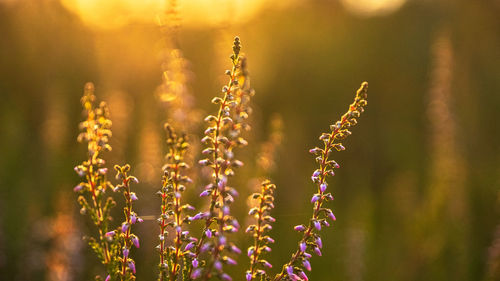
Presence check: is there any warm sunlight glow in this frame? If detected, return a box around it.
[60,0,272,29]
[340,0,406,17]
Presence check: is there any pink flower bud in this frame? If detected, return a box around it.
[300,242,306,252]
[294,225,306,232]
[123,247,129,258]
[128,261,136,274]
[184,242,195,251]
[215,261,222,271]
[314,247,322,256]
[320,183,327,193]
[132,236,140,248]
[130,193,138,201]
[199,190,211,197]
[314,221,321,231]
[303,260,311,271]
[191,269,202,279]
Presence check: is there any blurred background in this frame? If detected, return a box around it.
[0,0,499,280]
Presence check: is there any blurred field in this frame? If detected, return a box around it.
[0,0,499,280]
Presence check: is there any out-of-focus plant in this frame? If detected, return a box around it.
[74,83,142,281]
[74,37,368,281]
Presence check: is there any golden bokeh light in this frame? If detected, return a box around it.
[340,0,407,16]
[60,0,272,29]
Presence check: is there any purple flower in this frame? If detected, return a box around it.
[300,242,307,252]
[123,247,129,258]
[231,245,242,254]
[193,212,203,220]
[328,211,336,221]
[205,229,212,238]
[184,242,195,251]
[247,248,254,257]
[198,159,210,166]
[219,236,227,245]
[286,265,294,275]
[191,269,202,279]
[128,261,136,274]
[218,176,227,190]
[294,225,306,232]
[73,184,84,192]
[298,271,309,281]
[122,223,129,233]
[304,252,312,259]
[314,247,322,256]
[132,236,140,248]
[290,274,301,281]
[246,271,252,281]
[215,261,223,271]
[130,214,137,224]
[130,193,138,201]
[192,258,199,268]
[221,273,232,281]
[226,257,237,265]
[316,237,323,249]
[200,243,210,253]
[105,231,115,237]
[314,221,321,231]
[137,217,143,223]
[320,183,327,193]
[105,275,111,281]
[263,261,272,268]
[303,260,312,271]
[311,194,321,204]
[312,170,321,177]
[199,190,211,197]
[265,237,275,243]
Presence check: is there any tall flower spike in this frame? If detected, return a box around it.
[246,180,277,281]
[274,82,368,281]
[191,36,253,281]
[114,164,141,281]
[157,124,195,281]
[74,82,120,279]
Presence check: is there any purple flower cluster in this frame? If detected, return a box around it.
[275,82,368,281]
[157,124,197,281]
[114,164,142,280]
[189,37,253,280]
[246,180,276,281]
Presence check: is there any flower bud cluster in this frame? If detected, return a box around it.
[74,83,118,278]
[192,37,250,280]
[246,180,276,281]
[114,164,142,280]
[275,82,368,281]
[157,124,197,281]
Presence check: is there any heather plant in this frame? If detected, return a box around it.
[74,36,368,281]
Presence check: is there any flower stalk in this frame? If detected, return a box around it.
[274,82,368,281]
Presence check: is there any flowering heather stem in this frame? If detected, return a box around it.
[246,181,276,281]
[191,36,251,280]
[74,82,117,278]
[274,82,368,281]
[113,164,141,280]
[158,124,194,281]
